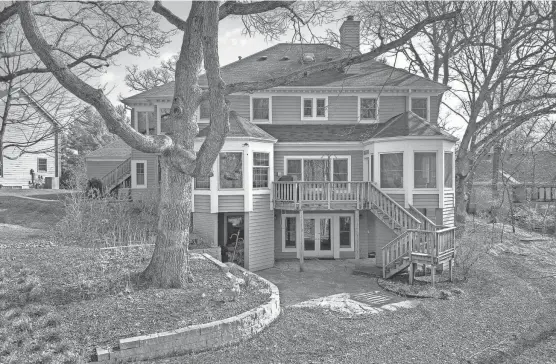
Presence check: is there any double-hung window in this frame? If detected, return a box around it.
[37,158,47,173]
[252,98,270,121]
[339,216,352,248]
[132,161,147,188]
[414,152,437,188]
[380,153,403,188]
[411,98,428,120]
[195,175,210,189]
[302,97,327,119]
[360,98,378,120]
[253,152,270,188]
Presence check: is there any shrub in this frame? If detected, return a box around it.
[86,178,103,198]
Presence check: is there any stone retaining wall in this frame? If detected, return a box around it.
[94,260,279,363]
[190,246,221,261]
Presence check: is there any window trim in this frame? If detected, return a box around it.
[252,151,270,189]
[284,155,351,182]
[301,96,328,120]
[413,151,437,189]
[131,160,147,189]
[358,97,379,122]
[37,158,48,173]
[444,151,454,189]
[218,151,244,190]
[282,214,298,252]
[250,96,272,123]
[410,96,430,122]
[379,152,404,189]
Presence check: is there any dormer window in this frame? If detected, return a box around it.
[199,100,210,121]
[411,97,428,120]
[302,97,328,119]
[252,97,270,122]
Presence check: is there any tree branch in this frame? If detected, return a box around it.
[219,0,296,20]
[17,1,174,155]
[0,3,17,26]
[223,10,460,94]
[152,0,186,30]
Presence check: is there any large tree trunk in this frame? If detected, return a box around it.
[140,157,192,287]
[455,148,473,224]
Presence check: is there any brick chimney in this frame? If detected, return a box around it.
[339,15,361,74]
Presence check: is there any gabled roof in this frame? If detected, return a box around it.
[1,87,59,128]
[258,111,457,143]
[474,151,556,185]
[123,43,448,103]
[197,111,276,141]
[85,137,132,159]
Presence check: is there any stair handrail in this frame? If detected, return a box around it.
[408,204,446,231]
[381,230,412,278]
[368,182,421,230]
[100,157,132,193]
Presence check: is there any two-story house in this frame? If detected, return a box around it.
[87,17,458,281]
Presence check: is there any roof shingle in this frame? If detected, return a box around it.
[85,137,132,159]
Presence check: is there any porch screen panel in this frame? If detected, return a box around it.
[414,152,437,188]
[444,152,453,188]
[303,159,330,181]
[380,153,403,188]
[220,152,243,188]
[333,159,349,181]
[287,160,302,181]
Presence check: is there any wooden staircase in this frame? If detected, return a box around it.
[100,157,132,194]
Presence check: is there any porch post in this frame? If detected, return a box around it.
[354,210,360,260]
[449,258,453,282]
[298,209,304,272]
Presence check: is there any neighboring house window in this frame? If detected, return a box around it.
[131,161,147,188]
[286,157,350,181]
[37,158,47,172]
[195,175,210,189]
[302,97,327,119]
[411,98,428,120]
[220,152,243,188]
[284,216,297,249]
[339,216,352,248]
[160,108,171,133]
[414,152,437,188]
[253,152,270,188]
[380,153,403,188]
[252,98,270,121]
[360,98,378,120]
[199,101,210,120]
[444,152,453,188]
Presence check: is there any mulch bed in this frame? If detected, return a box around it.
[0,238,271,362]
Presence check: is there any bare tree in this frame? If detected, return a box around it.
[18,0,458,288]
[125,55,178,92]
[0,1,172,178]
[354,1,556,223]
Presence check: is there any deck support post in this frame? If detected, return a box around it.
[431,260,436,287]
[449,258,453,282]
[408,262,414,285]
[354,210,360,260]
[298,209,304,272]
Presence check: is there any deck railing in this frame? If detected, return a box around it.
[513,184,556,203]
[408,204,445,231]
[367,183,420,230]
[100,157,132,193]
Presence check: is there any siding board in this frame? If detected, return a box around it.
[379,96,406,122]
[413,194,440,221]
[247,194,274,271]
[328,96,358,123]
[430,95,440,125]
[228,95,250,119]
[86,161,124,180]
[218,195,244,212]
[443,192,455,226]
[131,149,159,188]
[387,194,405,207]
[272,96,301,123]
[194,195,210,213]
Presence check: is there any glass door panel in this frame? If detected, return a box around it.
[304,219,316,251]
[319,218,331,251]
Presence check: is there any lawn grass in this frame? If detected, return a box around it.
[0,196,66,230]
[153,220,556,364]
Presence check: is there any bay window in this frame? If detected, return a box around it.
[219,152,243,189]
[252,98,270,121]
[380,153,403,188]
[444,152,453,188]
[414,152,437,188]
[253,152,270,188]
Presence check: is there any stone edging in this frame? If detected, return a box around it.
[94,258,280,363]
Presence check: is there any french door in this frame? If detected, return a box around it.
[303,216,333,257]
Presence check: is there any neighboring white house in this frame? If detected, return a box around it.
[0,88,61,189]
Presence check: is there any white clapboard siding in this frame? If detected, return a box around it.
[247,194,274,271]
